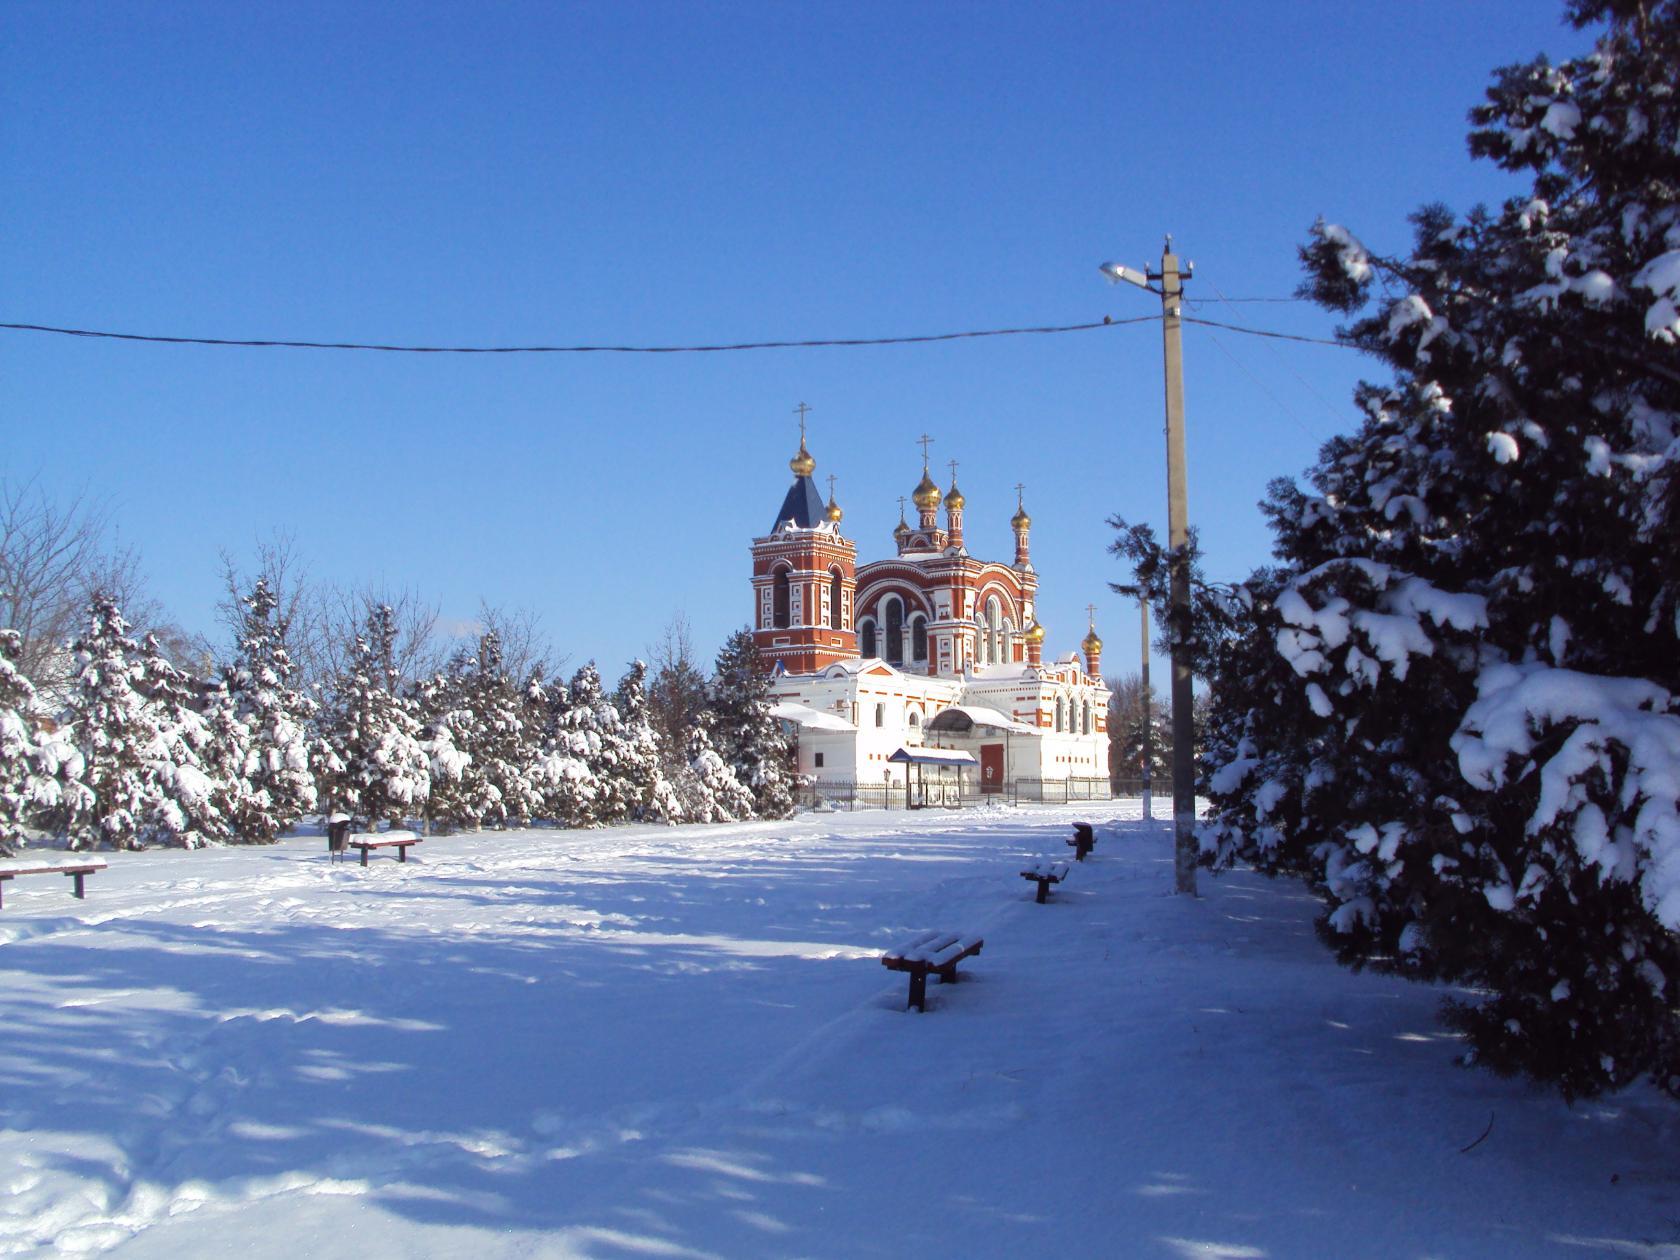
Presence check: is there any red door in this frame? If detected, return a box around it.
[980,743,1004,793]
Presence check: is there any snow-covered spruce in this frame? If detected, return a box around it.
[317,604,430,828]
[1184,1,1680,1099]
[707,629,794,820]
[0,627,90,855]
[222,578,317,842]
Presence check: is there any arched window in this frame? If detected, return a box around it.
[829,568,844,629]
[884,598,904,665]
[911,615,927,663]
[860,619,877,659]
[974,609,989,665]
[1002,617,1016,664]
[908,710,920,729]
[985,597,1003,666]
[773,568,790,629]
[874,703,885,727]
[1055,695,1065,732]
[1082,700,1091,734]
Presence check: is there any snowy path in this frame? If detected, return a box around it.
[1,804,1675,1258]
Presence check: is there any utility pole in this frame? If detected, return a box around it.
[1139,595,1152,822]
[1100,237,1197,895]
[1158,237,1197,896]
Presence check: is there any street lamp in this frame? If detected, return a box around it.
[1101,237,1198,896]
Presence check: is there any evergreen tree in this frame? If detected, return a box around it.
[614,659,681,823]
[415,661,476,831]
[67,596,157,850]
[671,720,756,823]
[134,631,226,846]
[0,628,89,854]
[467,644,541,826]
[320,604,431,827]
[1181,1,1680,1098]
[545,662,622,827]
[708,629,794,820]
[1106,672,1171,788]
[224,578,317,842]
[648,615,710,776]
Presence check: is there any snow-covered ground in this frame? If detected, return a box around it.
[2,803,1674,1259]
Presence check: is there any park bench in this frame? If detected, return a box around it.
[1020,858,1071,903]
[1067,821,1096,861]
[0,858,109,909]
[347,830,421,867]
[881,930,984,1012]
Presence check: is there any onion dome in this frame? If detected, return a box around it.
[1012,503,1031,530]
[893,517,911,541]
[1025,621,1046,643]
[826,493,843,523]
[945,480,966,511]
[1082,626,1103,654]
[790,441,816,477]
[912,469,942,510]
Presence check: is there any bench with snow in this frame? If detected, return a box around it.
[0,858,109,909]
[1067,821,1096,861]
[881,930,985,1012]
[347,831,421,867]
[1020,858,1071,903]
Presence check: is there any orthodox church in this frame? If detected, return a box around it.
[752,428,1111,797]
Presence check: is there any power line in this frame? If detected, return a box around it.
[0,315,1157,354]
[1181,315,1353,348]
[0,310,1359,355]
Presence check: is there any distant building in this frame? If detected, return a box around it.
[751,432,1109,800]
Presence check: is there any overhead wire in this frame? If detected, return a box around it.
[0,310,1361,354]
[0,315,1153,354]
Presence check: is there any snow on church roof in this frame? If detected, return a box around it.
[769,701,856,732]
[925,704,1038,735]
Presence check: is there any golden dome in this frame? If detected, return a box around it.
[1083,627,1103,654]
[893,517,911,539]
[1025,621,1046,643]
[826,494,843,523]
[1012,504,1031,530]
[945,481,966,511]
[912,469,942,510]
[790,441,816,477]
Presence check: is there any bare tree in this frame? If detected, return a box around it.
[0,478,158,696]
[647,612,709,770]
[474,601,558,684]
[315,581,443,692]
[217,533,324,682]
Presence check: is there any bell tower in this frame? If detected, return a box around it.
[750,409,858,674]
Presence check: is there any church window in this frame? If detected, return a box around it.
[908,710,919,729]
[875,703,885,727]
[860,619,877,659]
[814,752,825,768]
[1055,695,1065,732]
[911,615,927,663]
[884,598,904,666]
[1082,700,1091,734]
[829,568,844,629]
[773,568,790,629]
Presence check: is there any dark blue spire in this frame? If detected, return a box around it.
[771,476,828,532]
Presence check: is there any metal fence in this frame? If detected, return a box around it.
[796,777,1118,812]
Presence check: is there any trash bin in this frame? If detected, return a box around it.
[327,813,352,859]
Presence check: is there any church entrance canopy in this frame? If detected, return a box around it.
[924,704,1036,736]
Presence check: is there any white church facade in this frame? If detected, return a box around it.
[751,430,1110,800]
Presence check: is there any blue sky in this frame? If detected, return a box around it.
[2,1,1588,682]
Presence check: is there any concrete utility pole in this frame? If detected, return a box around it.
[1139,595,1152,822]
[1101,237,1198,895]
